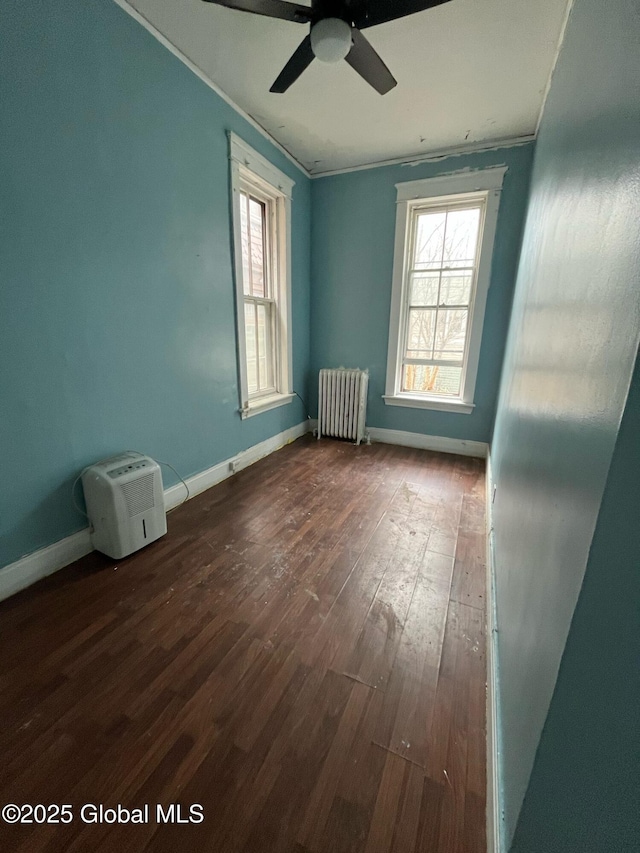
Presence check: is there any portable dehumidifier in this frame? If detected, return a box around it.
[81,453,167,559]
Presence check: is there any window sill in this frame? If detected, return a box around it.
[383,394,475,414]
[241,392,295,419]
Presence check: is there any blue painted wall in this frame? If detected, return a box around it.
[490,0,640,845]
[309,143,534,441]
[0,0,311,569]
[511,352,640,852]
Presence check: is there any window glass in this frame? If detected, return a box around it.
[240,188,276,397]
[401,201,482,397]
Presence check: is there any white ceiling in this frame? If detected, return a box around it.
[123,0,570,175]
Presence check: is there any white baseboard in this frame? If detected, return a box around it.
[163,419,310,509]
[485,449,504,853]
[0,529,94,605]
[0,420,312,603]
[368,427,488,458]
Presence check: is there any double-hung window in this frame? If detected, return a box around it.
[385,167,505,414]
[229,133,295,418]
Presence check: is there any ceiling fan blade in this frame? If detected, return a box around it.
[270,35,315,92]
[349,0,452,30]
[201,0,313,24]
[345,28,397,94]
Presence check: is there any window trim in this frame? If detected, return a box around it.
[229,133,295,418]
[384,166,506,413]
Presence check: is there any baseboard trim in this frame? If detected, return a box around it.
[0,420,312,603]
[163,419,311,509]
[368,427,488,458]
[486,449,504,853]
[0,529,94,605]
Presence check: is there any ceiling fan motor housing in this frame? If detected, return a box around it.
[310,18,353,63]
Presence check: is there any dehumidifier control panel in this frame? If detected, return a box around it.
[108,460,150,478]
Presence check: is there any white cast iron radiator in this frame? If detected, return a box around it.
[318,368,369,445]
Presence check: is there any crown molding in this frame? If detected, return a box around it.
[535,0,575,137]
[309,135,536,179]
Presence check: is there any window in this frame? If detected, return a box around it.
[229,133,295,418]
[385,167,506,414]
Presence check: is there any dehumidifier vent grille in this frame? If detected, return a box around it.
[121,473,155,517]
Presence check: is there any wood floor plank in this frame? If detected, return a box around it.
[382,562,453,765]
[450,529,486,611]
[416,776,445,851]
[0,436,487,853]
[297,679,371,850]
[389,762,424,853]
[363,751,406,853]
[340,509,428,690]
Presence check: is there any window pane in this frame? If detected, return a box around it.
[239,191,268,298]
[256,302,274,391]
[414,211,446,270]
[240,193,251,295]
[410,272,440,306]
[244,301,258,394]
[249,197,266,297]
[443,207,480,269]
[406,308,436,358]
[434,309,468,359]
[439,270,472,306]
[403,365,462,396]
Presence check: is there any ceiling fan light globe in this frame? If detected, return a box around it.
[310,18,352,63]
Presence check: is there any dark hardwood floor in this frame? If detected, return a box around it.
[0,436,487,853]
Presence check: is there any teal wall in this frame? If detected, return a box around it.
[511,353,640,852]
[310,143,534,442]
[0,0,311,569]
[490,0,640,845]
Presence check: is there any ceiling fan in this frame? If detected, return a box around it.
[201,0,453,94]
